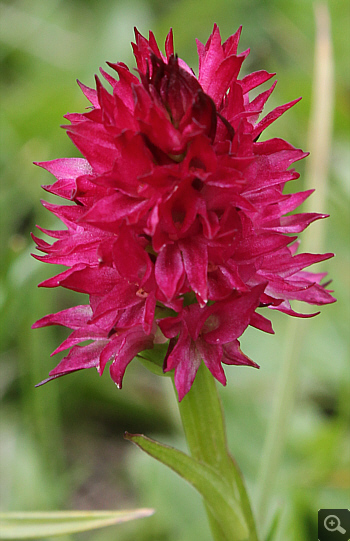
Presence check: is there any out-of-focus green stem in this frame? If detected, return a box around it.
[176,363,258,541]
[256,2,334,530]
[255,320,304,528]
[304,2,334,253]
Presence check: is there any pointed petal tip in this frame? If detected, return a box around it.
[35,375,59,387]
[94,74,103,89]
[177,389,186,402]
[35,369,79,387]
[35,378,50,387]
[32,315,53,329]
[133,27,141,41]
[31,252,43,262]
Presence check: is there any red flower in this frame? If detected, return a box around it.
[33,26,335,400]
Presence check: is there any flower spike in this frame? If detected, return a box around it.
[33,26,335,400]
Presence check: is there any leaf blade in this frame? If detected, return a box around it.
[0,509,154,539]
[125,432,249,540]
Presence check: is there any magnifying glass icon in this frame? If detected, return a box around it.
[324,515,346,534]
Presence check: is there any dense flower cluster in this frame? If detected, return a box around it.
[33,26,335,400]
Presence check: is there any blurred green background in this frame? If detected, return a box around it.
[0,0,349,540]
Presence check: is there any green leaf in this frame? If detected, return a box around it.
[0,509,155,539]
[125,432,249,540]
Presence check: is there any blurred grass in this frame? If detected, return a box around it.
[0,0,349,540]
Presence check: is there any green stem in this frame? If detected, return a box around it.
[175,362,258,541]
